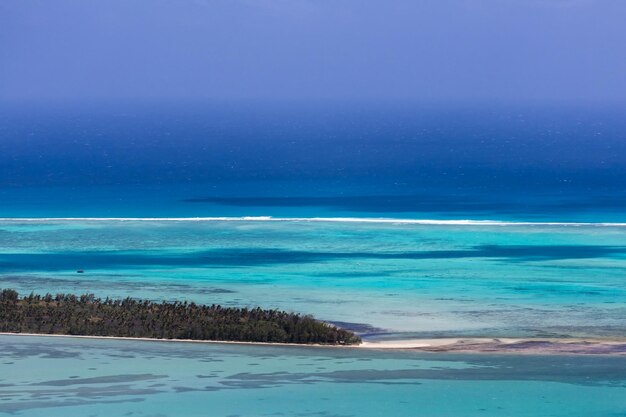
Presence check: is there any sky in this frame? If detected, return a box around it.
[1,0,626,103]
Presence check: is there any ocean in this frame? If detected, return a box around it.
[1,102,625,416]
[1,102,626,221]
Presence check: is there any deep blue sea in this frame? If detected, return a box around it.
[1,102,626,416]
[1,102,626,221]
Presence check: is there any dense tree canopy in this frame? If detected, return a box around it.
[0,289,361,345]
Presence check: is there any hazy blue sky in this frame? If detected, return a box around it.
[1,0,625,103]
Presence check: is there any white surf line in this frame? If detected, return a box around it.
[1,216,626,227]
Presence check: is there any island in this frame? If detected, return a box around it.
[0,289,361,345]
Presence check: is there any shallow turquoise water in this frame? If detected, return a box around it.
[0,335,625,417]
[1,219,625,339]
[3,218,625,415]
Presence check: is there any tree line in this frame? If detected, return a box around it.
[0,289,361,345]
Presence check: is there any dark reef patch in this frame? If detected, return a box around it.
[1,244,625,272]
[183,194,626,215]
[31,374,168,386]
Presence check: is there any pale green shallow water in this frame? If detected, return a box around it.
[1,335,626,417]
[1,219,625,339]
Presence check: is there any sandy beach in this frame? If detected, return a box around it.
[2,332,625,355]
[360,337,626,355]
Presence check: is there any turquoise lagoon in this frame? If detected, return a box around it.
[2,218,626,416]
[1,218,625,339]
[1,335,626,417]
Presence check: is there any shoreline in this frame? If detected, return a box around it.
[0,332,353,348]
[2,333,625,355]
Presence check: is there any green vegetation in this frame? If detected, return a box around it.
[0,289,361,345]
